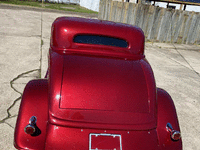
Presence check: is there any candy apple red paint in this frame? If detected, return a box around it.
[14,17,182,150]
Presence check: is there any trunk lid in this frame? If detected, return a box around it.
[53,55,156,130]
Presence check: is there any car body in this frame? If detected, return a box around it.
[14,17,182,150]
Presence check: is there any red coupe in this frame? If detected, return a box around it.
[14,17,182,150]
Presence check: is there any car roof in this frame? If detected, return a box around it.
[50,17,145,58]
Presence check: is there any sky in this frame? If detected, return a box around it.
[176,0,200,2]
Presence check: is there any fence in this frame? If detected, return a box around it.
[98,0,200,44]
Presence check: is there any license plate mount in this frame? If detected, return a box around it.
[89,133,122,150]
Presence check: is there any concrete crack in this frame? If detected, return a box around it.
[4,122,15,129]
[172,44,200,77]
[0,69,40,124]
[152,45,200,78]
[39,12,43,78]
[0,6,43,125]
[6,96,21,119]
[10,69,40,94]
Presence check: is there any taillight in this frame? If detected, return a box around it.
[166,123,181,141]
[24,124,36,135]
[24,116,37,135]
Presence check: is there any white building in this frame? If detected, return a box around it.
[48,0,80,4]
[80,0,100,12]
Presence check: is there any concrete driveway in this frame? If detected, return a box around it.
[0,4,199,150]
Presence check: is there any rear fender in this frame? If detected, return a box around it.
[14,79,48,150]
[157,88,182,150]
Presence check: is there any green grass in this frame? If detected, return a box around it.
[0,0,98,14]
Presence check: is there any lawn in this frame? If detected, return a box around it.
[0,0,98,14]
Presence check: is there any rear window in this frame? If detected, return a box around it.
[74,35,128,48]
